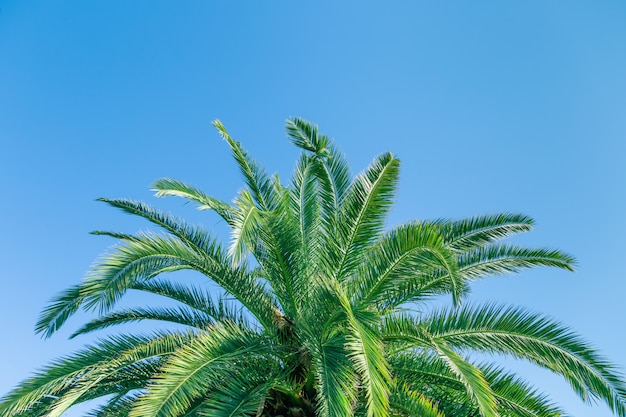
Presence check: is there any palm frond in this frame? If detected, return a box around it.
[35,284,84,338]
[91,231,273,328]
[351,221,463,308]
[322,279,392,417]
[435,213,535,251]
[285,118,351,219]
[90,230,143,242]
[255,207,305,319]
[431,340,498,417]
[313,333,359,417]
[425,303,626,416]
[228,188,261,266]
[79,233,192,312]
[70,306,215,338]
[130,279,249,326]
[389,383,444,417]
[205,126,305,318]
[290,151,323,276]
[314,279,391,417]
[129,322,274,417]
[481,363,564,417]
[286,120,351,249]
[84,392,143,417]
[389,351,480,417]
[380,314,432,353]
[382,318,498,416]
[390,352,563,417]
[49,331,196,417]
[212,119,279,211]
[314,143,352,214]
[151,178,236,226]
[285,117,330,157]
[96,198,217,254]
[0,332,192,417]
[458,244,576,280]
[345,308,391,417]
[376,267,468,315]
[330,153,400,282]
[197,364,283,417]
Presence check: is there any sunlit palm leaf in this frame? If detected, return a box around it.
[425,303,626,416]
[435,213,535,251]
[431,341,497,417]
[129,323,274,417]
[389,383,444,417]
[351,221,463,308]
[151,178,236,226]
[70,306,215,337]
[457,245,575,280]
[331,153,400,282]
[0,332,192,417]
[313,333,359,417]
[212,119,278,211]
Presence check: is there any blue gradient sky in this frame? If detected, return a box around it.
[1,2,625,416]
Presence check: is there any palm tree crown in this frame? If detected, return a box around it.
[2,118,625,417]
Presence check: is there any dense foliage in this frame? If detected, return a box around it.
[2,119,625,417]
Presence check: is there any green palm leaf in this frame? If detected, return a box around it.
[436,213,535,250]
[286,117,330,157]
[228,188,261,266]
[431,341,498,417]
[286,118,351,221]
[129,322,274,417]
[481,364,564,417]
[197,366,284,417]
[129,279,249,325]
[0,332,191,417]
[331,152,400,282]
[35,284,85,339]
[389,383,444,417]
[425,303,626,416]
[69,306,215,337]
[84,392,143,417]
[457,244,575,279]
[290,152,323,275]
[151,178,236,226]
[351,221,463,308]
[390,352,564,417]
[313,333,359,417]
[213,119,279,211]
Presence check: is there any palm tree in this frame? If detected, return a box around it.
[1,119,624,417]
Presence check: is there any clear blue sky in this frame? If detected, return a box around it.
[1,2,625,416]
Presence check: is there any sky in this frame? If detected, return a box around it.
[1,1,625,416]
